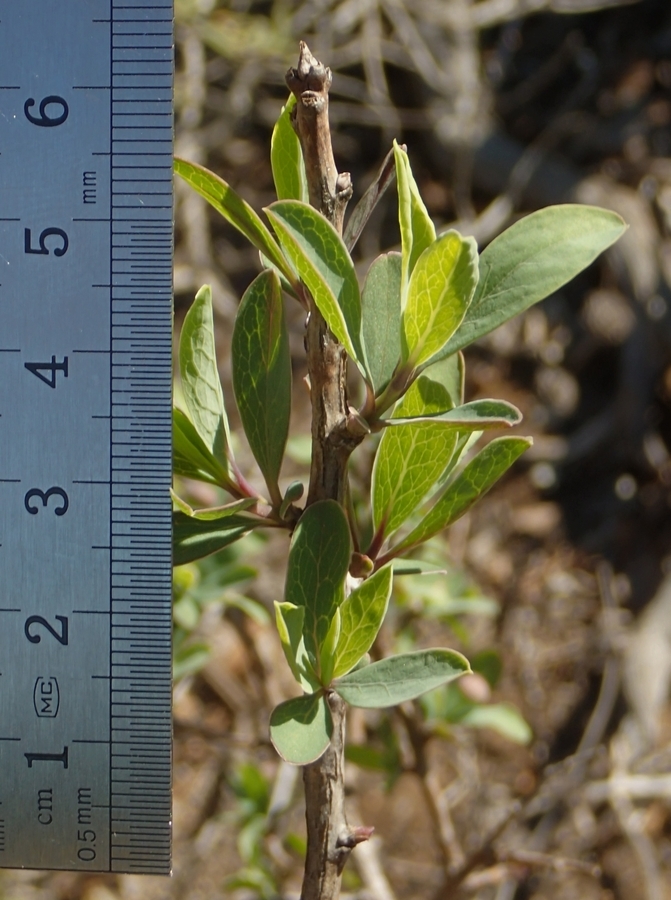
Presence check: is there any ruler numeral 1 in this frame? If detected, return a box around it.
[24,747,68,769]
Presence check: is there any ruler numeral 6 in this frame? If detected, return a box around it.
[23,95,68,128]
[25,228,69,257]
[24,487,69,516]
[24,615,69,645]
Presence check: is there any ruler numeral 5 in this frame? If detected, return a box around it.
[24,228,69,257]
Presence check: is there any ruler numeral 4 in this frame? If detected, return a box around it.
[25,356,68,389]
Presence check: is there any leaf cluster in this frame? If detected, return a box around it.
[173,100,626,763]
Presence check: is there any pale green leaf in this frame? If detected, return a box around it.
[460,702,532,745]
[439,204,628,359]
[422,352,464,407]
[170,491,257,521]
[265,200,367,374]
[390,436,532,556]
[232,269,291,501]
[174,157,294,284]
[333,565,393,679]
[274,602,319,692]
[372,377,459,537]
[173,408,229,487]
[361,252,402,395]
[173,512,255,566]
[385,398,522,429]
[271,95,308,202]
[394,141,436,304]
[319,607,341,686]
[285,500,352,670]
[180,285,231,468]
[269,692,333,764]
[402,231,478,368]
[334,648,470,708]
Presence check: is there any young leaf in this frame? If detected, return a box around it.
[285,500,352,668]
[394,140,436,303]
[271,95,308,203]
[173,408,230,487]
[332,564,393,679]
[174,157,294,284]
[180,285,231,468]
[232,269,291,503]
[270,692,333,765]
[438,204,628,360]
[334,648,470,708]
[361,252,402,395]
[371,377,459,538]
[389,436,532,557]
[274,602,319,692]
[173,512,255,566]
[344,145,397,252]
[402,231,478,368]
[265,200,368,374]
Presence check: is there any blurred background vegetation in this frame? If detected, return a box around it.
[5,0,671,898]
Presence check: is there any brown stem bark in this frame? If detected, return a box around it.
[285,42,367,900]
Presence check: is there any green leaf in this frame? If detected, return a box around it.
[361,252,402,395]
[334,648,470,708]
[333,565,393,679]
[173,408,230,487]
[269,692,333,765]
[402,231,478,368]
[285,500,352,672]
[232,269,291,502]
[274,602,319,692]
[390,436,532,556]
[372,378,459,538]
[271,95,308,203]
[439,204,628,359]
[180,285,231,469]
[460,702,532,745]
[265,200,367,374]
[173,511,255,566]
[394,141,436,304]
[385,398,522,429]
[174,157,294,284]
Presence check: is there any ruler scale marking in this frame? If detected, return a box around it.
[0,0,173,874]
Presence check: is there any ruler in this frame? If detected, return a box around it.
[0,0,173,874]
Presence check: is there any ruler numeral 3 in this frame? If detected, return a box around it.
[24,487,69,516]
